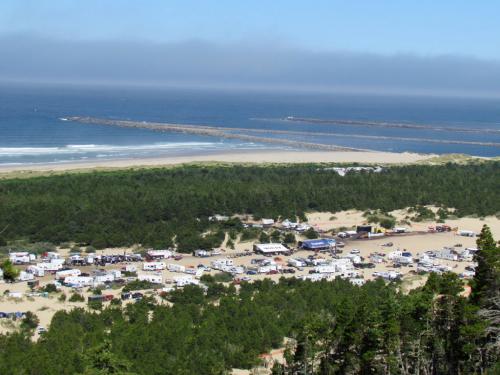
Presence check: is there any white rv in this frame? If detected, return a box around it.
[143,262,166,271]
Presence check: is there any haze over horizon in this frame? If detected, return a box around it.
[1,1,499,98]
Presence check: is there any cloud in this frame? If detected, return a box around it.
[1,34,500,97]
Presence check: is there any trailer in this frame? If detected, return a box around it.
[146,250,173,260]
[138,273,163,284]
[143,262,166,271]
[26,266,45,277]
[458,230,475,237]
[288,258,306,268]
[167,263,185,273]
[55,269,81,280]
[211,258,234,270]
[313,265,336,274]
[18,271,35,282]
[64,276,93,288]
[174,276,199,287]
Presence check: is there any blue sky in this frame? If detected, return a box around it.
[0,1,499,96]
[1,0,498,58]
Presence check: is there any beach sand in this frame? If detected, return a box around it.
[0,150,433,175]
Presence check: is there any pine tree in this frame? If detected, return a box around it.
[469,224,500,371]
[470,225,499,304]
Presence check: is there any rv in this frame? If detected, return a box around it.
[138,273,163,284]
[64,276,93,288]
[55,269,81,280]
[167,263,185,273]
[143,262,166,271]
[458,230,475,237]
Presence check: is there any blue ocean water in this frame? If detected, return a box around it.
[0,83,499,165]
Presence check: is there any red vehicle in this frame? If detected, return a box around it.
[103,294,114,302]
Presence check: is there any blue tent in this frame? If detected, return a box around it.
[301,238,336,250]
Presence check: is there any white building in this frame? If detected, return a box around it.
[253,243,290,255]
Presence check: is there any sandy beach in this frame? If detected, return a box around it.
[0,149,433,175]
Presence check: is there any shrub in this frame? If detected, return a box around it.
[88,300,102,310]
[69,293,85,302]
[42,283,58,293]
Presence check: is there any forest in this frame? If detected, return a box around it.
[0,226,498,374]
[0,162,499,251]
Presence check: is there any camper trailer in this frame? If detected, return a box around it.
[138,273,163,284]
[143,262,166,271]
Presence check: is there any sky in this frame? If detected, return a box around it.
[1,1,499,96]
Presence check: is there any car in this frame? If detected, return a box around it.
[36,326,47,334]
[132,292,143,300]
[246,270,257,275]
[267,270,279,275]
[121,292,132,300]
[350,249,360,254]
[382,242,393,247]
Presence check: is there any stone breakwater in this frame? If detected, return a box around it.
[66,117,500,149]
[64,117,363,152]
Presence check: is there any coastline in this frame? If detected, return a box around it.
[0,149,434,175]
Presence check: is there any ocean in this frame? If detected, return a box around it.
[0,83,499,166]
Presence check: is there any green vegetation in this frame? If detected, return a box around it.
[363,209,396,229]
[0,163,498,252]
[42,284,58,293]
[0,260,19,282]
[20,312,39,333]
[122,280,157,292]
[69,293,85,303]
[0,163,498,373]
[0,226,498,374]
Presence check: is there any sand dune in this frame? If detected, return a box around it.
[0,150,432,175]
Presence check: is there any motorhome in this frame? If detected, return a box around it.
[138,273,163,284]
[143,262,166,271]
